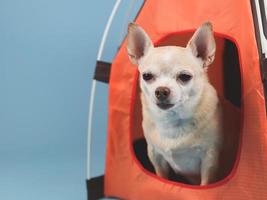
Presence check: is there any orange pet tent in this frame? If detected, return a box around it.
[87,0,267,199]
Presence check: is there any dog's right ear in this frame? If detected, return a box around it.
[127,23,153,65]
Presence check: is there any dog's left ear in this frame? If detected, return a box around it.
[187,22,216,68]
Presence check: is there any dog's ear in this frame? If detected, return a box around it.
[127,23,153,65]
[187,22,216,68]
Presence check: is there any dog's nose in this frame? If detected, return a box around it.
[155,87,170,101]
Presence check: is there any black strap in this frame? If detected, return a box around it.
[87,175,104,200]
[94,61,111,83]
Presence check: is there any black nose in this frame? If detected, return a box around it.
[155,87,170,101]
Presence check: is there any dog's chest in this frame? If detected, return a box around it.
[160,145,205,174]
[144,117,207,175]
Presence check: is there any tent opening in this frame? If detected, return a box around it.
[130,32,242,186]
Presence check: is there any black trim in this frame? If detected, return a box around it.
[94,61,111,83]
[259,0,267,39]
[251,0,267,111]
[223,40,241,107]
[87,175,104,200]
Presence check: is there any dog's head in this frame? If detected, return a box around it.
[127,22,216,113]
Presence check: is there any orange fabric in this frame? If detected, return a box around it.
[105,0,267,199]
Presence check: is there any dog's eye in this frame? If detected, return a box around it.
[177,73,192,83]
[142,73,154,81]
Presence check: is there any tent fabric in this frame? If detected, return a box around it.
[104,0,267,199]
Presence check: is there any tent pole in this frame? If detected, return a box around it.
[87,0,122,180]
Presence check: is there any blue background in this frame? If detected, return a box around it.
[0,0,143,199]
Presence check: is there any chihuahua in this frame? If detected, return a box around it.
[127,22,222,185]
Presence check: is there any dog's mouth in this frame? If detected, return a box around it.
[156,103,175,110]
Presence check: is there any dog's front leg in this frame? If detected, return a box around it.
[200,149,219,185]
[147,144,170,179]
